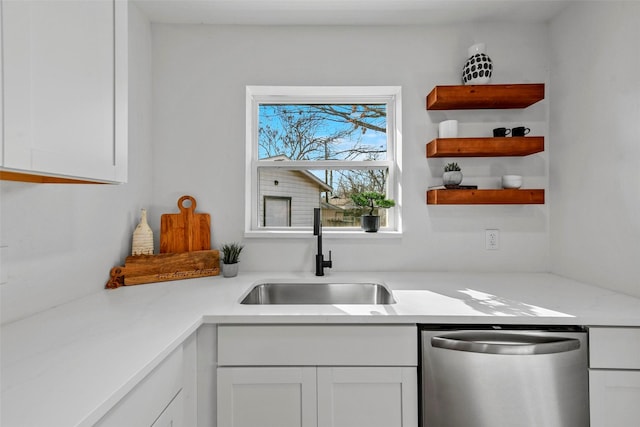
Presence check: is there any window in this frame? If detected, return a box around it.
[245,86,402,237]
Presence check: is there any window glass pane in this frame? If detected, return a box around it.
[258,104,387,161]
[258,167,390,228]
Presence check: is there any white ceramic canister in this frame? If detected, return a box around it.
[438,120,458,138]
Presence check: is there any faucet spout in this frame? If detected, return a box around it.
[314,208,333,276]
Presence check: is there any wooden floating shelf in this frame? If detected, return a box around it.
[426,189,545,205]
[426,84,545,110]
[426,137,544,158]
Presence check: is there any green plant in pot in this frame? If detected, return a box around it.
[220,242,244,278]
[443,162,463,188]
[350,191,396,232]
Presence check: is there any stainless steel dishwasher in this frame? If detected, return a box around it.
[420,326,589,427]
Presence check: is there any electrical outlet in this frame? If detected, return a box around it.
[485,229,499,250]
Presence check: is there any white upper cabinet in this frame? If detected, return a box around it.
[1,0,127,183]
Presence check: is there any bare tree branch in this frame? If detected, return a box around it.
[258,104,389,196]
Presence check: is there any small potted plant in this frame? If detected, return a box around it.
[443,162,463,188]
[220,242,244,278]
[350,191,396,232]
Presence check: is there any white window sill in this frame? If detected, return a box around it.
[244,230,403,239]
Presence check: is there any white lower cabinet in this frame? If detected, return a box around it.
[317,366,417,427]
[589,370,640,427]
[96,333,197,427]
[217,325,418,427]
[218,366,416,427]
[152,389,184,427]
[589,327,640,427]
[218,367,317,427]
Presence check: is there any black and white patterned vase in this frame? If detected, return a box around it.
[462,43,493,85]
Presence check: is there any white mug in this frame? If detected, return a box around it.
[439,120,458,138]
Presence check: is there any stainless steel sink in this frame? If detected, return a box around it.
[240,282,396,305]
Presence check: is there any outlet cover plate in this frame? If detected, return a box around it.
[486,229,499,250]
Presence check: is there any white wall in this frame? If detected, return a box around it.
[0,3,154,324]
[151,22,551,273]
[549,2,640,297]
[4,3,637,323]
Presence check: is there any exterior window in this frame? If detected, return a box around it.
[246,86,402,236]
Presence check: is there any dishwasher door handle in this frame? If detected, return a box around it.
[430,332,581,355]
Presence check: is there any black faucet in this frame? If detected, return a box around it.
[313,208,332,276]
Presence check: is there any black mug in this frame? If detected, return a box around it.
[493,127,511,137]
[512,126,530,137]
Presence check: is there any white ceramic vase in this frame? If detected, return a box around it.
[462,43,493,85]
[132,209,154,256]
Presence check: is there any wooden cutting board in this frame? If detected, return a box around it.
[160,195,211,253]
[106,250,220,288]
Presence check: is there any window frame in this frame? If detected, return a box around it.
[245,86,402,238]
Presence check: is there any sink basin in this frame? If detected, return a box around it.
[240,282,396,305]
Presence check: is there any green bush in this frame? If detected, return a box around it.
[350,191,395,216]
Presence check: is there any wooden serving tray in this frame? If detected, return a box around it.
[106,250,220,288]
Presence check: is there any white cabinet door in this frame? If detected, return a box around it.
[151,390,184,427]
[590,327,640,369]
[217,367,318,427]
[589,327,640,427]
[590,370,640,427]
[1,0,127,183]
[95,346,184,427]
[317,367,418,427]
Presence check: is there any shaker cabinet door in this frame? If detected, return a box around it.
[1,0,127,183]
[151,390,184,427]
[590,370,640,427]
[95,346,184,427]
[217,367,318,427]
[317,367,418,427]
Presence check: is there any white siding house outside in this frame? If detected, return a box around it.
[258,167,332,227]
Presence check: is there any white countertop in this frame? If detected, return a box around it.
[3,271,640,427]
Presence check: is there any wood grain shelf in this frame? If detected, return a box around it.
[426,189,545,205]
[426,137,544,158]
[426,84,545,110]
